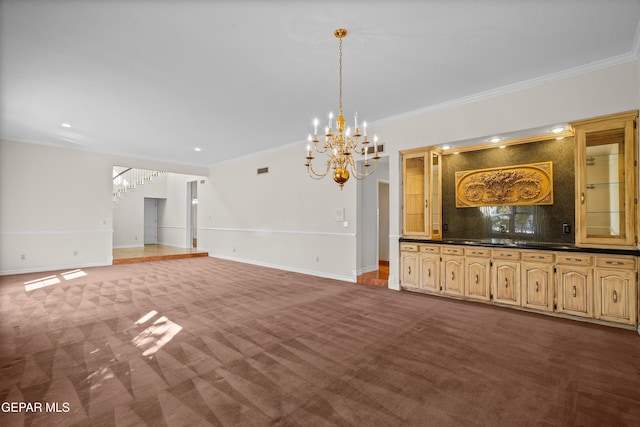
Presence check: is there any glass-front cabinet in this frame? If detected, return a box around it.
[401,148,442,239]
[571,111,638,249]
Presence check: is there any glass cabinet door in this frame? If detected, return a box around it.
[572,111,637,248]
[430,151,442,239]
[403,154,427,236]
[401,148,443,239]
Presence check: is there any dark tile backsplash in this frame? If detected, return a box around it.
[442,137,575,244]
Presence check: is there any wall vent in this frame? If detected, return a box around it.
[365,144,384,155]
[257,167,269,175]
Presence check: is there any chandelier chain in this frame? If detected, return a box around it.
[339,37,343,116]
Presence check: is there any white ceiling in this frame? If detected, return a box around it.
[2,0,640,167]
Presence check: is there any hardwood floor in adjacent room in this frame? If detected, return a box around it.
[112,244,208,264]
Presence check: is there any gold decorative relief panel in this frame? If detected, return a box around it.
[455,162,553,208]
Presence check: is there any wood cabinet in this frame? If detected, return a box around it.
[464,247,491,301]
[441,246,464,297]
[521,251,555,312]
[571,111,638,249]
[401,148,442,239]
[555,253,594,319]
[400,244,419,288]
[594,255,637,326]
[399,242,638,330]
[492,249,521,306]
[419,245,440,292]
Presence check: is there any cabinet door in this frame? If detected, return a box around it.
[419,253,439,292]
[521,262,554,312]
[493,261,521,306]
[594,268,637,325]
[465,257,491,301]
[401,149,443,239]
[556,265,593,318]
[400,251,419,288]
[429,151,442,240]
[442,256,464,297]
[402,153,428,237]
[572,111,637,248]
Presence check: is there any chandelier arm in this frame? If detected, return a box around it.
[307,160,332,180]
[312,141,331,154]
[349,157,381,180]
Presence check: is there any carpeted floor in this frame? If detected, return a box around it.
[1,257,639,426]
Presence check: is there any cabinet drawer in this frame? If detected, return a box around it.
[465,247,491,257]
[442,246,464,256]
[400,244,419,252]
[522,251,554,263]
[492,249,521,260]
[596,255,636,270]
[419,245,440,254]
[555,253,593,266]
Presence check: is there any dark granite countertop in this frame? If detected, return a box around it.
[399,237,640,256]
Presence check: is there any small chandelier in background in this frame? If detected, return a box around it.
[305,28,380,189]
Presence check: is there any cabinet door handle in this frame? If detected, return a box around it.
[572,286,577,297]
[566,258,582,262]
[606,261,622,265]
[613,290,618,303]
[535,281,539,292]
[408,266,411,275]
[428,268,431,277]
[425,199,429,208]
[475,274,479,284]
[451,271,455,280]
[531,256,544,260]
[504,278,509,288]
[580,192,585,204]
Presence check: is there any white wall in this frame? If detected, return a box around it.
[0,140,207,275]
[198,143,359,281]
[159,173,203,248]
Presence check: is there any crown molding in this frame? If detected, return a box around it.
[375,53,640,127]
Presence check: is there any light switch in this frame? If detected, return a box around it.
[335,208,345,222]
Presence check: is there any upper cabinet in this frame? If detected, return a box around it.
[571,111,638,249]
[401,148,442,239]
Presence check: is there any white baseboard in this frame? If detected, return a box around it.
[210,254,355,283]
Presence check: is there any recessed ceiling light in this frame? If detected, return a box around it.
[488,137,503,143]
[194,147,202,152]
[442,145,451,150]
[549,126,566,134]
[499,145,506,149]
[61,123,73,128]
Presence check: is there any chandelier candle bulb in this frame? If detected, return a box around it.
[313,118,319,136]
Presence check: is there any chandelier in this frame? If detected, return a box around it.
[305,28,380,189]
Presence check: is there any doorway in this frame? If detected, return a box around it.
[378,180,390,265]
[186,181,198,248]
[144,198,158,244]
